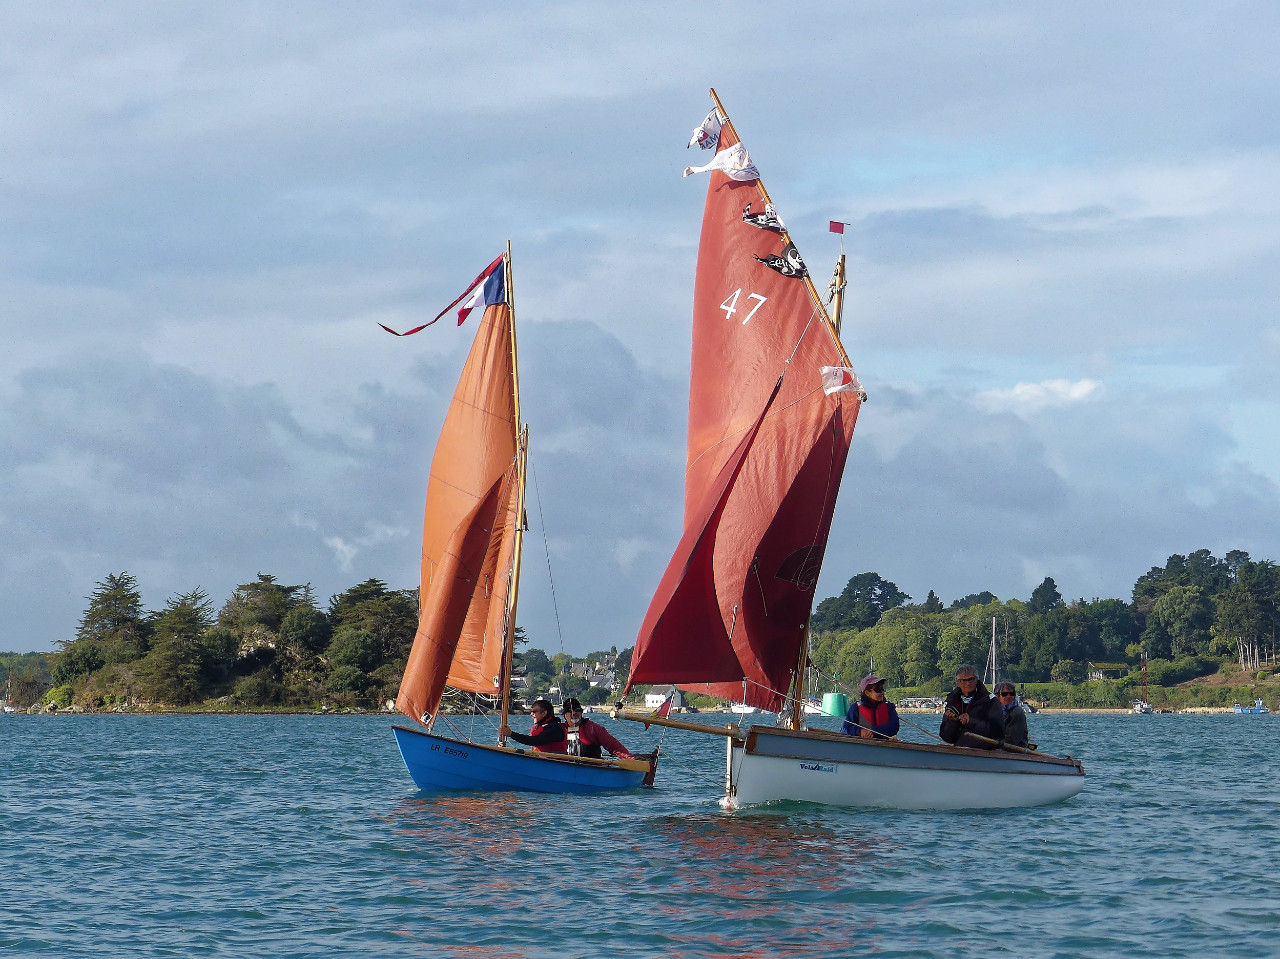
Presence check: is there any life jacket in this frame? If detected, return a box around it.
[857,699,891,730]
[530,718,568,754]
[571,720,606,759]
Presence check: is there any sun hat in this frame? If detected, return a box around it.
[860,674,885,693]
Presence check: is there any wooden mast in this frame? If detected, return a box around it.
[497,239,526,744]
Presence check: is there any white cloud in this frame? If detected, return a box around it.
[976,378,1102,416]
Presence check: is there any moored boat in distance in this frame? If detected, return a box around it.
[616,89,1084,811]
[1232,699,1270,714]
[1132,700,1153,714]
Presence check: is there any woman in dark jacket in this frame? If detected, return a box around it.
[994,682,1029,748]
[939,666,1004,749]
[842,674,901,739]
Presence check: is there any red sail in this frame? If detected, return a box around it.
[396,297,519,724]
[628,100,862,712]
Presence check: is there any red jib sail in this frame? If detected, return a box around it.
[627,93,862,712]
[396,264,520,725]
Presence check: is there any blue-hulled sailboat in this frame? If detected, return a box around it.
[389,245,654,794]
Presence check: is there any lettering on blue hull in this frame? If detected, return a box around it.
[428,742,470,760]
[800,761,836,774]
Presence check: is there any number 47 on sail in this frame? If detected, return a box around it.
[720,289,767,324]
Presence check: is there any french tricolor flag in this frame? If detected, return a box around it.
[380,254,507,336]
[448,255,507,326]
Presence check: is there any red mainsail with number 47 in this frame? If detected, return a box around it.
[626,90,864,713]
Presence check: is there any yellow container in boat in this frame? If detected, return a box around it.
[822,692,848,717]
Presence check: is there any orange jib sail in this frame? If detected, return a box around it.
[628,94,862,712]
[396,284,519,725]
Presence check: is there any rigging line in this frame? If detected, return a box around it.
[897,713,951,746]
[749,558,769,618]
[529,462,566,656]
[439,711,471,743]
[784,305,822,366]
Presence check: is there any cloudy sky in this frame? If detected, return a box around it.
[4,2,1279,655]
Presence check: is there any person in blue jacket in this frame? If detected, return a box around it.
[842,674,901,740]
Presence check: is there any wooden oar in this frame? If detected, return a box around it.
[960,730,1037,755]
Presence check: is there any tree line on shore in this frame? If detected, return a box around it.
[15,571,631,712]
[8,546,1277,712]
[809,548,1279,703]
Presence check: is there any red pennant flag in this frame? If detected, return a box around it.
[643,693,674,730]
[829,221,846,235]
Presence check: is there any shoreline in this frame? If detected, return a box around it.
[7,705,1255,717]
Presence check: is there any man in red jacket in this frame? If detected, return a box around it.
[561,697,637,760]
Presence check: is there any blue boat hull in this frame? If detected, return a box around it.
[392,725,651,794]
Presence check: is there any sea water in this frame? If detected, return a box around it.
[1,712,1277,958]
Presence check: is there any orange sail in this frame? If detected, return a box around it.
[396,262,521,725]
[628,92,863,712]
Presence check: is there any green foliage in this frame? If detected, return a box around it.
[518,647,553,676]
[219,573,306,635]
[918,590,945,613]
[43,684,73,709]
[560,675,589,697]
[950,591,997,610]
[1142,585,1213,658]
[1145,655,1215,686]
[937,622,987,681]
[327,665,369,694]
[812,572,910,633]
[1028,577,1065,615]
[46,546,1280,713]
[1133,549,1235,620]
[278,606,332,654]
[232,670,285,706]
[1050,659,1085,683]
[327,627,382,673]
[78,572,150,664]
[139,589,214,705]
[328,579,417,663]
[52,640,105,685]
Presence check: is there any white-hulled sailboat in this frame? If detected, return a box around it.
[615,91,1084,810]
[387,246,655,794]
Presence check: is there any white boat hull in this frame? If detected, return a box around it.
[724,726,1085,810]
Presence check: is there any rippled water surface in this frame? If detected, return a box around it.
[2,712,1278,957]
